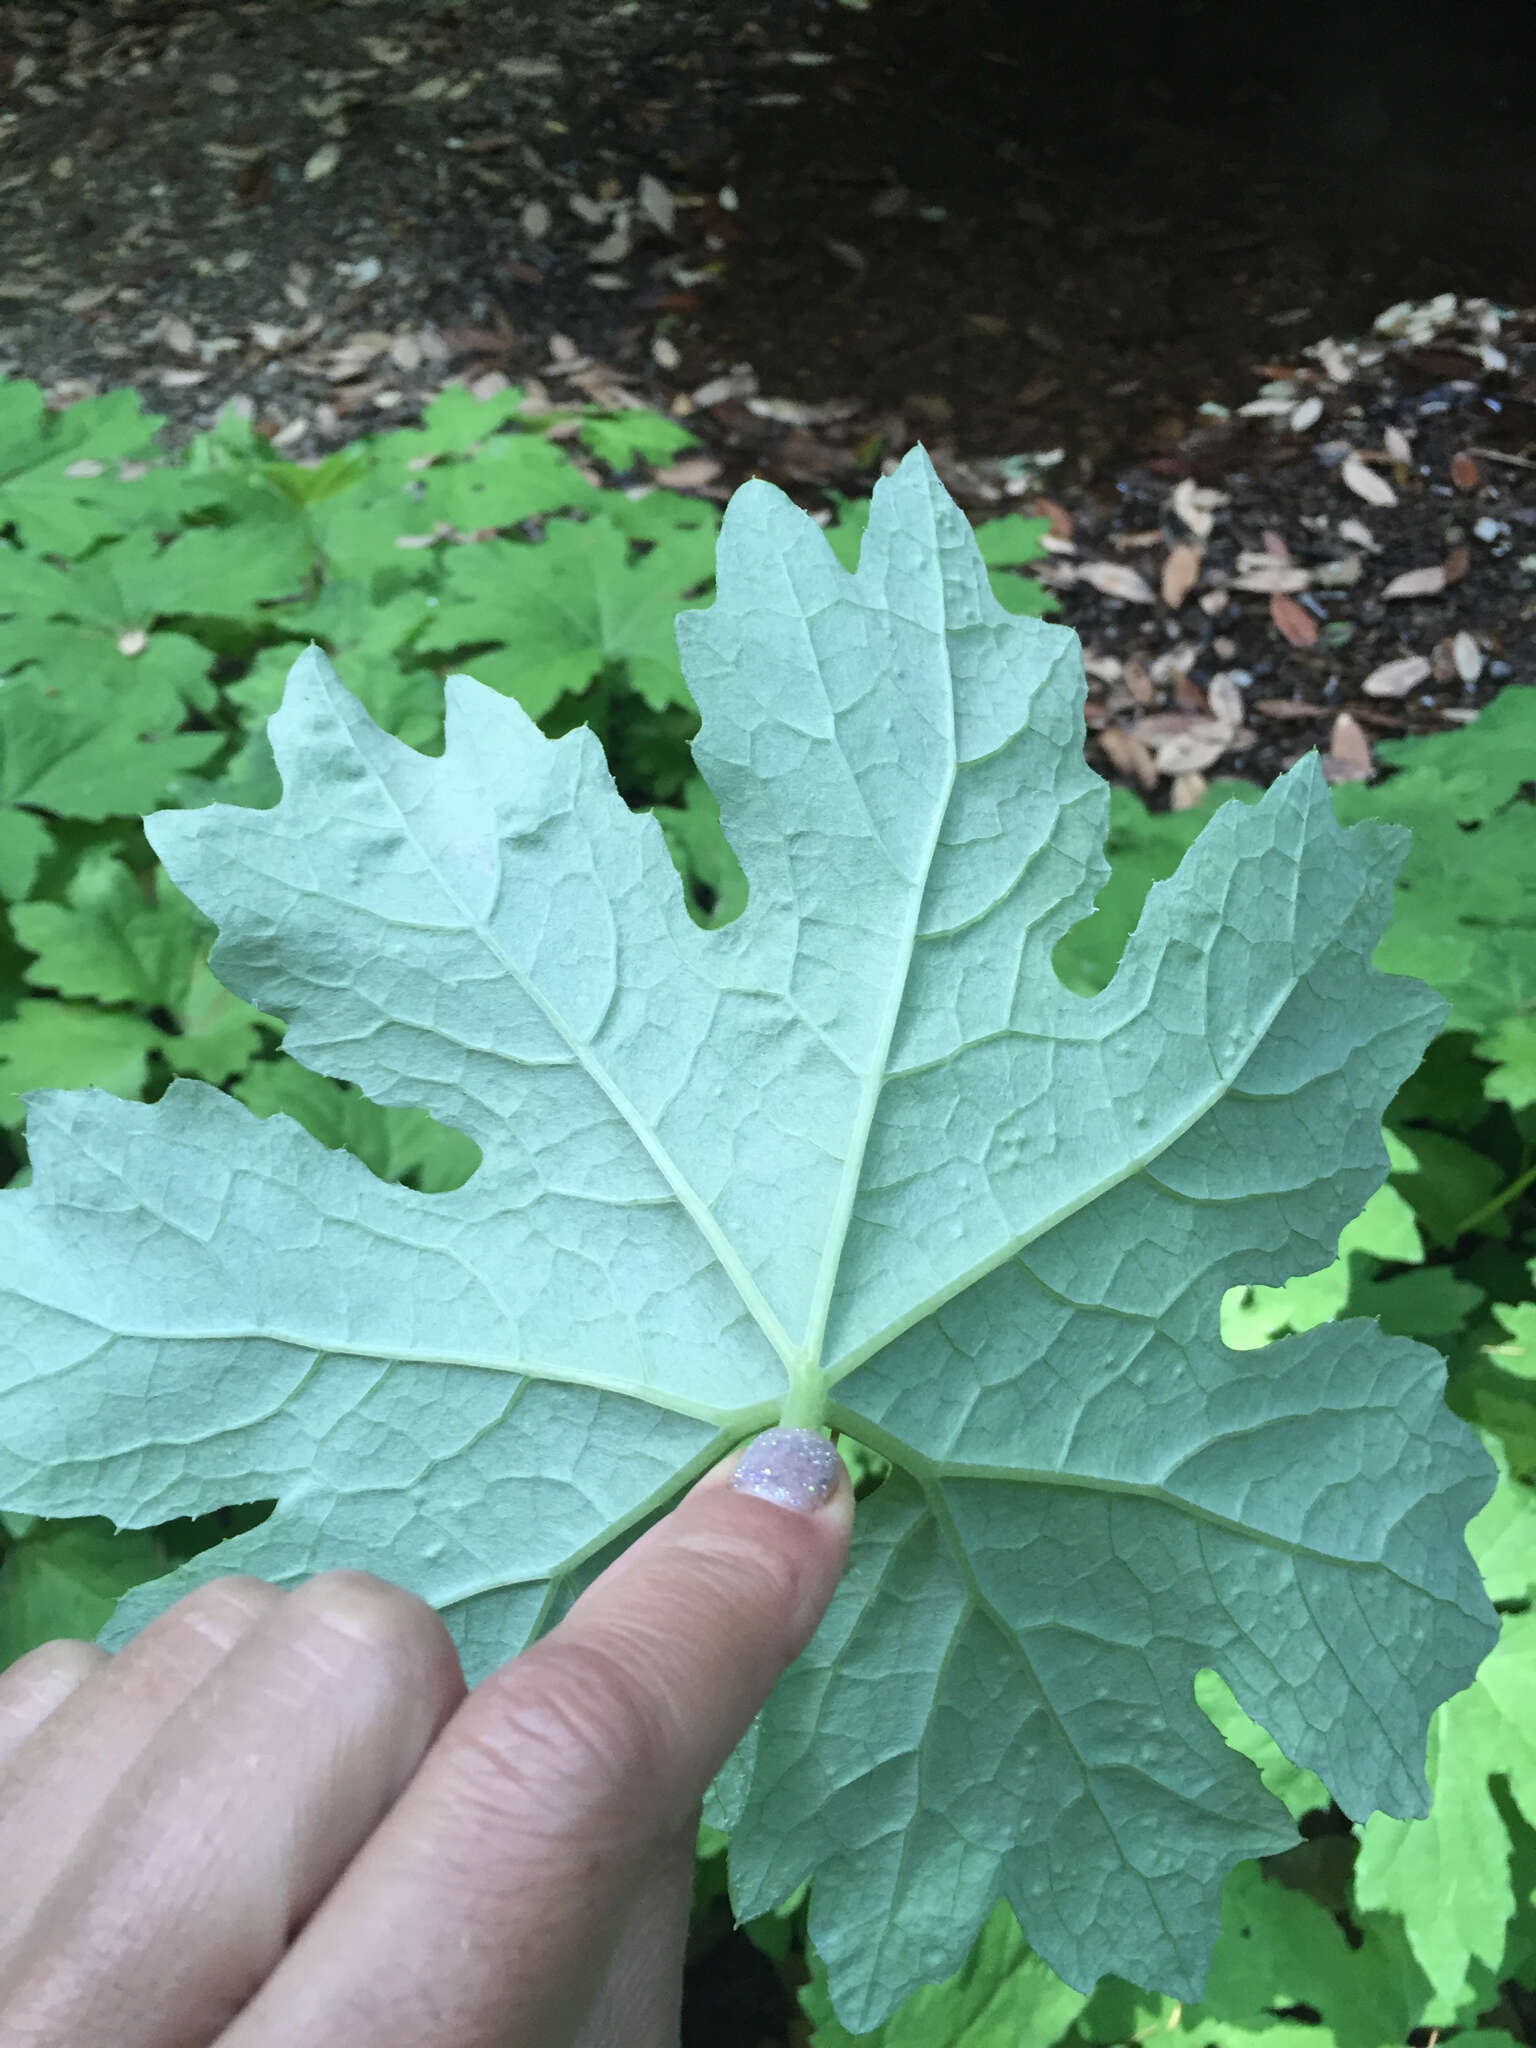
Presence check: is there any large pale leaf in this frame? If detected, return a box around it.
[0,450,1495,2028]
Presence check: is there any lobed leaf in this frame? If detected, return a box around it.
[0,449,1496,2028]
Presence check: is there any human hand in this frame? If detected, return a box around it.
[0,1427,851,2048]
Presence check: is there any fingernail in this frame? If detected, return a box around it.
[729,1428,844,1513]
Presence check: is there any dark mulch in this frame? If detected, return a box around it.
[1,0,1532,804]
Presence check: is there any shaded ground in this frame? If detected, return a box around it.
[1,0,1533,808]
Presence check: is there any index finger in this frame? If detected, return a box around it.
[219,1433,852,2048]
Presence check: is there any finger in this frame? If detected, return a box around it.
[0,1575,279,1965]
[570,1809,699,2048]
[0,1571,465,2048]
[0,1639,108,1769]
[223,1428,852,2048]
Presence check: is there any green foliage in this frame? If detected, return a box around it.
[0,445,1500,2037]
[0,377,1531,2044]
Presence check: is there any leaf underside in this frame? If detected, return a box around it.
[0,448,1495,2030]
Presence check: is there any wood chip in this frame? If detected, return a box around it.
[116,628,147,657]
[303,143,342,183]
[1077,561,1157,603]
[1269,593,1318,647]
[1361,654,1431,698]
[1323,711,1374,782]
[1096,727,1158,790]
[1338,517,1378,551]
[1341,452,1398,506]
[1170,772,1209,810]
[1262,529,1293,562]
[1450,450,1480,490]
[1381,564,1447,599]
[1443,545,1471,586]
[1161,542,1202,608]
[1383,424,1414,464]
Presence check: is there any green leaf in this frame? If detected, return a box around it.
[0,451,1496,2030]
[0,380,164,554]
[162,961,274,1085]
[1195,1670,1330,1823]
[0,671,223,820]
[650,775,749,928]
[801,1902,1087,2046]
[973,513,1051,567]
[1478,1013,1536,1112]
[0,998,160,1123]
[0,809,52,901]
[11,850,208,1008]
[1389,1126,1506,1247]
[1468,1450,1536,1605]
[1355,1609,1536,2020]
[1333,686,1536,1038]
[1174,1860,1434,2048]
[417,430,604,532]
[0,1516,174,1666]
[577,411,700,471]
[232,1058,480,1193]
[418,515,701,716]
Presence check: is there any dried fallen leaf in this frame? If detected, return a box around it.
[1383,424,1413,464]
[1361,654,1431,698]
[1170,771,1209,811]
[654,455,724,490]
[637,173,676,235]
[1077,561,1157,604]
[1033,496,1074,543]
[1443,545,1471,586]
[1254,699,1324,720]
[1150,722,1234,776]
[1338,517,1378,552]
[1452,631,1484,683]
[1206,672,1246,730]
[1381,565,1447,600]
[1095,727,1158,790]
[1161,542,1202,608]
[1341,452,1398,507]
[1289,395,1324,432]
[521,200,552,240]
[1269,593,1318,647]
[303,143,342,183]
[1122,657,1156,706]
[1262,530,1293,563]
[1171,477,1222,539]
[1231,564,1311,594]
[1110,529,1163,552]
[1323,711,1374,783]
[1450,451,1480,490]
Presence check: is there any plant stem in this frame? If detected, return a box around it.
[1454,1158,1536,1239]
